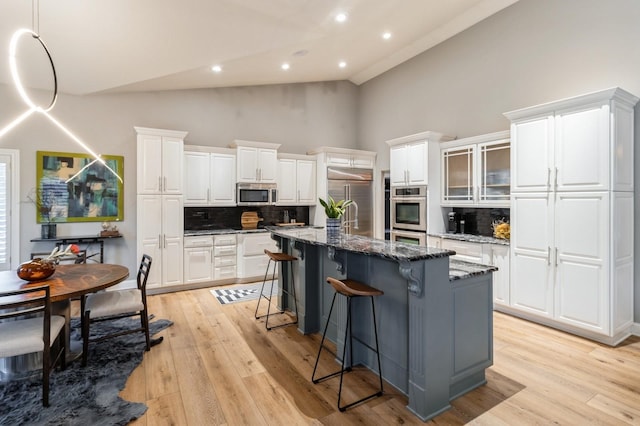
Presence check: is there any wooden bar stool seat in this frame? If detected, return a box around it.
[254,249,299,330]
[311,277,384,412]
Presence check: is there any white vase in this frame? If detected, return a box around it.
[326,218,341,238]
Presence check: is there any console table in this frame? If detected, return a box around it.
[30,234,123,263]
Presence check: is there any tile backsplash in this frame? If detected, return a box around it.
[452,207,510,237]
[184,206,310,231]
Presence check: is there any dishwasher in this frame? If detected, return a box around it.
[183,235,214,284]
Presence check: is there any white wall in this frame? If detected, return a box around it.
[356,0,640,320]
[0,81,359,273]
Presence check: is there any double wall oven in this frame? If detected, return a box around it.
[390,185,427,245]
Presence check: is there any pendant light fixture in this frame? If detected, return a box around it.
[0,0,122,183]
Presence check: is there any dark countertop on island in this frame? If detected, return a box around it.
[269,227,454,262]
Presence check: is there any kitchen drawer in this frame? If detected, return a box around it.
[441,239,483,263]
[214,255,236,267]
[214,234,236,246]
[214,245,237,257]
[184,236,213,248]
[241,234,277,256]
[214,265,236,280]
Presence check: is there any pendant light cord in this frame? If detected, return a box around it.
[32,0,40,35]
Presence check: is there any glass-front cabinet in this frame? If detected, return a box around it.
[479,141,510,203]
[441,131,510,207]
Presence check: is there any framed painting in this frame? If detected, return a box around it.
[35,151,124,223]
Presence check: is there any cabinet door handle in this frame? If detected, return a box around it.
[207,188,210,203]
[158,235,162,249]
[297,189,300,202]
[547,168,551,191]
[164,177,167,192]
[158,177,162,192]
[547,246,551,265]
[554,167,558,191]
[164,235,167,249]
[555,247,559,267]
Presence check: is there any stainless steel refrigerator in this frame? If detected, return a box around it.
[327,167,373,237]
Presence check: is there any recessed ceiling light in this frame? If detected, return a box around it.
[281,63,290,70]
[335,13,347,23]
[338,61,347,68]
[293,49,308,57]
[382,32,392,40]
[211,65,222,73]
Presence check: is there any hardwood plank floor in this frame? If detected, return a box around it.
[116,286,640,425]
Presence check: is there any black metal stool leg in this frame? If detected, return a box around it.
[371,296,384,394]
[311,292,338,383]
[254,258,272,319]
[337,296,353,411]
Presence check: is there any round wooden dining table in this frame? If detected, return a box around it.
[0,263,129,380]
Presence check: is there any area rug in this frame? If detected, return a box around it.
[0,317,173,426]
[211,281,279,305]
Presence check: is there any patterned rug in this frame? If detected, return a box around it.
[211,281,279,305]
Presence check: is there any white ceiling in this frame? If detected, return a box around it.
[0,0,518,96]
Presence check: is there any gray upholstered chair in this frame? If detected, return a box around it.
[0,285,66,406]
[80,254,154,366]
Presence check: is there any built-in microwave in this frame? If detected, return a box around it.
[236,183,277,206]
[391,185,427,232]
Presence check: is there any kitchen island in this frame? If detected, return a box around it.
[269,227,496,422]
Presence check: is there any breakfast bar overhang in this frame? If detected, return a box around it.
[269,227,496,422]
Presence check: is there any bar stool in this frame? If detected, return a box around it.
[311,277,384,412]
[254,249,299,330]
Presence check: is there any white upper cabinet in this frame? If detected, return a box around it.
[441,131,510,207]
[184,151,210,204]
[506,87,637,193]
[277,154,316,206]
[309,147,377,170]
[136,127,188,195]
[387,131,453,187]
[231,140,281,183]
[184,146,236,206]
[210,152,236,205]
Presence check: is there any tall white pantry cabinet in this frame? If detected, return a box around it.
[135,127,188,289]
[504,88,638,345]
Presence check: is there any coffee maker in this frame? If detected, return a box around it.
[447,212,459,233]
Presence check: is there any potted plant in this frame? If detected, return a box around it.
[27,187,57,239]
[318,196,352,237]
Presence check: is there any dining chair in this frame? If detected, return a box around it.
[80,254,154,367]
[0,285,67,406]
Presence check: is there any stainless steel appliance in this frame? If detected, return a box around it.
[327,167,373,237]
[236,183,277,206]
[448,211,460,233]
[390,229,426,245]
[391,185,427,232]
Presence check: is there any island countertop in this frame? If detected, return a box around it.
[269,227,454,262]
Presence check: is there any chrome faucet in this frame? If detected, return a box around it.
[342,200,359,231]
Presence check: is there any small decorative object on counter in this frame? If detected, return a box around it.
[319,196,352,238]
[492,219,510,240]
[100,221,121,237]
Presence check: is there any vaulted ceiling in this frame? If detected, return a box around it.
[0,0,518,95]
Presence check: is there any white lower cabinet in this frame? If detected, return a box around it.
[435,237,511,309]
[137,195,184,289]
[183,236,214,284]
[214,234,236,281]
[237,233,277,279]
[509,191,633,345]
[483,244,510,308]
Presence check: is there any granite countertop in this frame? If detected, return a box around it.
[429,232,510,246]
[184,228,270,236]
[449,259,498,281]
[269,227,454,262]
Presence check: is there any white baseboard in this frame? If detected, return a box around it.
[631,322,640,337]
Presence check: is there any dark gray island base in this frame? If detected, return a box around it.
[269,227,496,422]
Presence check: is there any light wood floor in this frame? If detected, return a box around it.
[112,287,640,425]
